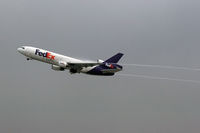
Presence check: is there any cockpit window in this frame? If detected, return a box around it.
[21,47,25,49]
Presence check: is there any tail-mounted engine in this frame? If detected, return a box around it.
[97,59,104,63]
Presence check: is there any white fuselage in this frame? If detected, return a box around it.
[17,46,95,73]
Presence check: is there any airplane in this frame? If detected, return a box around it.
[17,46,124,76]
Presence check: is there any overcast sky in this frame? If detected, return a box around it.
[0,0,200,133]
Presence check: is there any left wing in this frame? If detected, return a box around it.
[67,62,102,73]
[68,62,102,68]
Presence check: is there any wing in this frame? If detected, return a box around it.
[68,62,101,68]
[67,62,102,73]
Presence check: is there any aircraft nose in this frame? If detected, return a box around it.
[17,47,23,54]
[17,47,21,52]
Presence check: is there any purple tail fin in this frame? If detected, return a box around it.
[104,53,124,63]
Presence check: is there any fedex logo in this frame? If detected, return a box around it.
[35,49,55,60]
[105,63,115,69]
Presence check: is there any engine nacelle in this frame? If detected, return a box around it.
[58,61,67,68]
[51,65,65,71]
[97,59,104,63]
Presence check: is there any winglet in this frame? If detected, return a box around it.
[104,53,124,63]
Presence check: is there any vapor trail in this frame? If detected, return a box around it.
[117,74,200,84]
[119,64,200,71]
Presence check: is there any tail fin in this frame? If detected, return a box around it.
[104,53,124,63]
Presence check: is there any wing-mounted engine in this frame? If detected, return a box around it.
[97,59,104,63]
[51,65,65,71]
[58,61,68,68]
